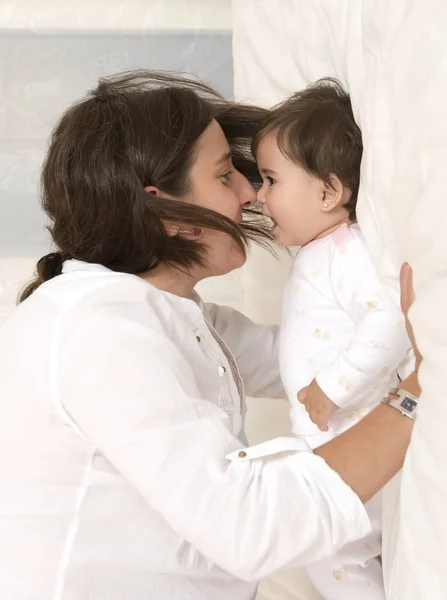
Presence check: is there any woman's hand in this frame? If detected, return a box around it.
[400,263,423,371]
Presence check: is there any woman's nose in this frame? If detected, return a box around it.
[235,171,257,207]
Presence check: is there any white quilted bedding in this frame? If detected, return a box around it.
[232,1,447,599]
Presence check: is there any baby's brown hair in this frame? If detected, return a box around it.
[253,79,362,221]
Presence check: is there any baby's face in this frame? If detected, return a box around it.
[256,132,333,247]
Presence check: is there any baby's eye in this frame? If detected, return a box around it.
[266,176,276,186]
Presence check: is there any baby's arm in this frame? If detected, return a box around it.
[315,239,411,411]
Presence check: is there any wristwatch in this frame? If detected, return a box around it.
[381,387,418,420]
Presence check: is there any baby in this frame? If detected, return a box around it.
[254,80,411,600]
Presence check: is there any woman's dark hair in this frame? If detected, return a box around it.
[20,70,272,302]
[253,78,363,221]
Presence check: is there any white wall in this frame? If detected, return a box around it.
[0,0,233,319]
[0,0,232,30]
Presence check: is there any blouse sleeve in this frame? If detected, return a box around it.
[205,302,285,399]
[59,295,370,581]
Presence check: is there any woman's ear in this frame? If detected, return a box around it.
[143,186,178,236]
[144,185,169,198]
[321,175,345,212]
[164,224,179,237]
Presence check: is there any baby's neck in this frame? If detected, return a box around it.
[313,216,354,242]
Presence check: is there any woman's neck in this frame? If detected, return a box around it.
[140,265,199,299]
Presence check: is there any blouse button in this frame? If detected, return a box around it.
[196,335,201,343]
[218,365,227,377]
[238,451,247,458]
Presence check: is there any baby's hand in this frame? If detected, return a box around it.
[297,379,339,432]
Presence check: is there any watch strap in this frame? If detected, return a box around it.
[381,387,418,420]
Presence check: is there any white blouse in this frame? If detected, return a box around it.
[0,260,370,600]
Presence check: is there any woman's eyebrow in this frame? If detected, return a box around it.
[214,151,232,166]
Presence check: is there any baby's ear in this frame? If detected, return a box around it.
[321,175,345,212]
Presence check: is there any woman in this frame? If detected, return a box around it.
[0,70,420,600]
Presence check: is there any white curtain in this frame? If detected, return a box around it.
[232,1,447,599]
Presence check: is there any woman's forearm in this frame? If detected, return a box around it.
[314,372,420,503]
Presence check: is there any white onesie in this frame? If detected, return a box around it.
[280,223,410,600]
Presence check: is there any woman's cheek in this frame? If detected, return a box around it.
[225,189,242,221]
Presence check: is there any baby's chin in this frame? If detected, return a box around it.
[275,229,303,248]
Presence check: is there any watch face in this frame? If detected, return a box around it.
[401,397,417,412]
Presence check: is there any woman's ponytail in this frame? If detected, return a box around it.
[18,252,65,303]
